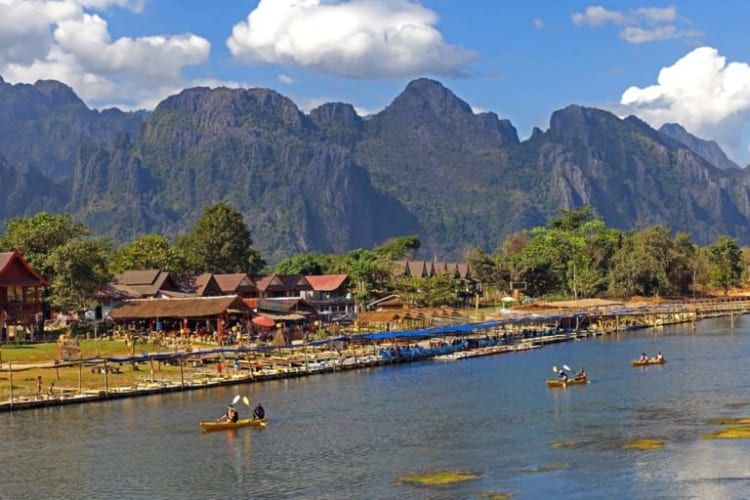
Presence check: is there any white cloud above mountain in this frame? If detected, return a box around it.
[620,47,750,161]
[571,5,701,44]
[0,0,210,109]
[226,0,475,78]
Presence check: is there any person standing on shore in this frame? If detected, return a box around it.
[36,376,43,400]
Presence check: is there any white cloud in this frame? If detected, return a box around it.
[633,6,677,24]
[0,0,210,109]
[76,0,147,12]
[620,47,750,161]
[621,25,678,44]
[226,0,475,78]
[0,0,81,64]
[571,6,628,27]
[277,74,294,85]
[54,14,209,82]
[533,18,545,30]
[571,5,700,44]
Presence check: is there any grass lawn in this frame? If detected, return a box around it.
[0,338,231,402]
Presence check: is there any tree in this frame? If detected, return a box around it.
[465,246,508,300]
[175,202,265,274]
[275,252,338,275]
[549,206,597,231]
[669,232,697,295]
[373,235,420,260]
[110,234,186,274]
[341,248,379,301]
[608,226,680,297]
[705,236,742,294]
[47,238,112,315]
[0,212,89,280]
[390,272,459,307]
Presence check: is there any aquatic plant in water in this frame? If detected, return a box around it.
[705,417,750,425]
[621,438,666,450]
[725,402,750,409]
[702,426,750,439]
[476,493,514,499]
[398,470,479,486]
[520,462,570,473]
[551,440,581,449]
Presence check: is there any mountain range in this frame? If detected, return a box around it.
[1,75,749,263]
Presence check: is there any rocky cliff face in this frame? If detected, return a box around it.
[2,76,750,261]
[0,79,144,181]
[0,154,67,218]
[659,122,740,170]
[123,86,420,263]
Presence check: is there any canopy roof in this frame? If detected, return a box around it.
[0,250,48,287]
[110,295,250,320]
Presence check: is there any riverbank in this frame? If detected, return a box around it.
[3,296,749,412]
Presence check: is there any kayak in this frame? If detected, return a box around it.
[200,418,268,431]
[546,378,587,388]
[631,358,666,366]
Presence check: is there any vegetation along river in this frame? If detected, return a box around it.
[2,316,750,499]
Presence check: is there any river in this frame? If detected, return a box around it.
[2,317,750,499]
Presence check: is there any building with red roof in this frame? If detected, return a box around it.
[0,250,48,340]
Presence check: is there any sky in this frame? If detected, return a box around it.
[1,0,750,164]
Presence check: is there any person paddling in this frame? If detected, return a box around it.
[219,404,239,423]
[253,402,265,420]
[575,367,586,381]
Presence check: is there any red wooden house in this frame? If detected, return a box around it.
[0,250,48,340]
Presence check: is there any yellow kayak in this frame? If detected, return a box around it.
[631,358,665,366]
[546,378,587,388]
[200,418,268,431]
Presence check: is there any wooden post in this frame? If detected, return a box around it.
[8,361,13,408]
[104,360,109,395]
[78,362,82,393]
[179,356,184,387]
[130,335,137,371]
[305,339,310,374]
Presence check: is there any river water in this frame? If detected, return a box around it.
[3,317,750,499]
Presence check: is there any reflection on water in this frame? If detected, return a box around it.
[2,317,750,499]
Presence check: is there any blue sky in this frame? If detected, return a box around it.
[2,0,749,164]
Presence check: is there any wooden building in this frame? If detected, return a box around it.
[0,250,48,340]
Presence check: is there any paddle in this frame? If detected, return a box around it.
[563,364,571,372]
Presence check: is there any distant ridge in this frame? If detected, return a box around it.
[2,76,750,262]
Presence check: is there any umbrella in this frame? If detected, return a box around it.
[252,316,275,328]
